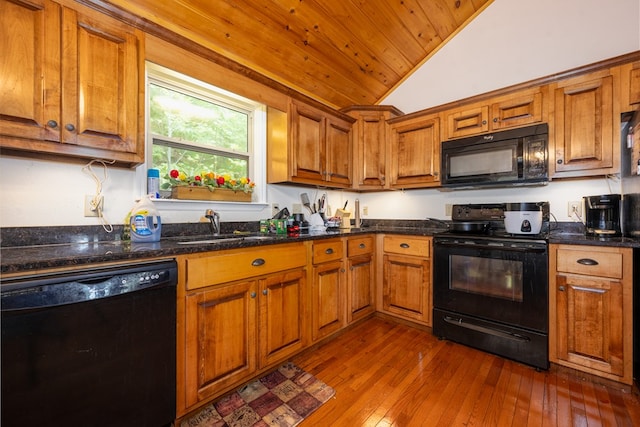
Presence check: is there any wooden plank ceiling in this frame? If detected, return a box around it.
[105,0,492,109]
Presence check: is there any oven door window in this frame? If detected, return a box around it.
[450,254,523,302]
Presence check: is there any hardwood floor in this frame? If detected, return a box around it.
[292,317,640,426]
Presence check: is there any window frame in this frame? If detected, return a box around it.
[143,62,267,207]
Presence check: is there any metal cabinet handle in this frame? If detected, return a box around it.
[481,120,487,125]
[250,292,257,298]
[65,123,75,132]
[558,286,565,291]
[251,258,265,267]
[262,289,268,295]
[325,248,334,255]
[493,117,499,123]
[47,120,58,128]
[571,285,605,294]
[400,243,410,248]
[557,159,563,164]
[359,243,366,249]
[577,258,598,266]
[341,268,346,273]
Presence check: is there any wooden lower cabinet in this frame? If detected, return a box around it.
[549,244,633,385]
[347,236,376,323]
[178,243,307,416]
[310,239,346,342]
[184,280,257,408]
[379,235,432,326]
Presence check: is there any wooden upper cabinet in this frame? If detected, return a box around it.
[325,116,352,186]
[344,106,403,191]
[388,114,440,188]
[444,88,544,139]
[0,0,60,142]
[0,0,144,166]
[620,61,640,112]
[550,69,619,177]
[267,100,354,188]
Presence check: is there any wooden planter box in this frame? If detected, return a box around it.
[171,186,252,202]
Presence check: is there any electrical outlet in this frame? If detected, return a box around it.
[445,204,453,216]
[362,206,369,216]
[568,201,582,218]
[84,195,104,217]
[271,203,280,217]
[292,203,302,214]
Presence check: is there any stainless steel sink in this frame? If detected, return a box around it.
[176,235,272,245]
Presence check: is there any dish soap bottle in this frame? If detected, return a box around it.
[129,196,162,243]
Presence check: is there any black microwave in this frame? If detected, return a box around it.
[441,123,549,189]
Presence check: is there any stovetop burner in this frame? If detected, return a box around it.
[443,202,550,241]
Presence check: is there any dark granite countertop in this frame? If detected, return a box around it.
[1,220,637,276]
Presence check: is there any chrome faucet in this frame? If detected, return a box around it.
[205,209,220,236]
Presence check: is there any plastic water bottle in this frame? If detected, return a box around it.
[147,169,160,199]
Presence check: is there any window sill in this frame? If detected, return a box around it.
[152,198,268,212]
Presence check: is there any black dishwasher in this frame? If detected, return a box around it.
[1,259,177,427]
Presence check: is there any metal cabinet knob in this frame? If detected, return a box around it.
[65,123,75,132]
[251,258,265,267]
[482,120,487,125]
[325,248,334,254]
[47,120,58,128]
[262,289,268,295]
[559,286,565,291]
[493,118,499,123]
[359,243,366,249]
[577,258,598,266]
[400,243,410,248]
[557,159,563,164]
[250,292,257,298]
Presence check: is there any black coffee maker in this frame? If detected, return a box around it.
[583,194,622,237]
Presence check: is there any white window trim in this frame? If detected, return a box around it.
[139,62,268,210]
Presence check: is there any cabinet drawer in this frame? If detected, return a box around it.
[347,236,374,257]
[383,235,430,257]
[313,239,344,264]
[186,243,306,289]
[555,246,623,279]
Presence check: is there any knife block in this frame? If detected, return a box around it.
[335,208,351,229]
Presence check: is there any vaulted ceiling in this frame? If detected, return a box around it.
[99,0,492,109]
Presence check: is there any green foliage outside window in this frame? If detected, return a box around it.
[148,83,251,187]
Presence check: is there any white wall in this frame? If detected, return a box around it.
[383,0,640,113]
[0,0,638,228]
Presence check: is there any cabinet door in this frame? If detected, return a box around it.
[0,0,60,142]
[258,269,305,368]
[185,280,257,407]
[325,116,352,187]
[61,6,140,153]
[555,274,624,377]
[382,253,431,325]
[347,253,375,323]
[552,73,616,176]
[389,115,440,188]
[353,110,388,189]
[290,101,325,184]
[311,260,345,341]
[490,91,543,131]
[445,105,489,139]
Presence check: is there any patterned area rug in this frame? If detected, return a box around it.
[182,362,335,427]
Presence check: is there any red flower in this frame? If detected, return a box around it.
[169,169,179,179]
[216,176,225,185]
[194,175,202,181]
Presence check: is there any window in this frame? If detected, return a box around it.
[146,62,265,201]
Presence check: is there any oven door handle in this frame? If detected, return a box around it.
[435,241,546,253]
[443,315,532,342]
